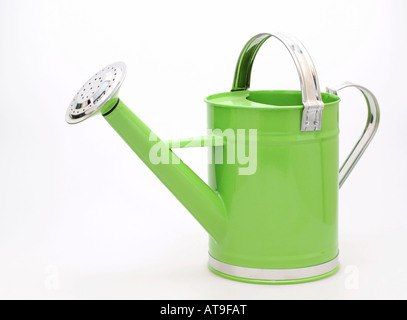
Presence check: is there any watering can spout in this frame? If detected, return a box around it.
[102,99,228,241]
[64,62,227,241]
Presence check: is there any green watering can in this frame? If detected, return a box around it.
[66,33,380,284]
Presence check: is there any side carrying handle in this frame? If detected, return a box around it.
[232,33,325,132]
[327,82,380,188]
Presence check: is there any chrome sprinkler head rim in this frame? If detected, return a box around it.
[66,62,127,124]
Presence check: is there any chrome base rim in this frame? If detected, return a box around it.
[208,255,339,282]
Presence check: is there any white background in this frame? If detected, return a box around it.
[0,0,406,300]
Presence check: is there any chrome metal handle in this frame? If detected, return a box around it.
[327,82,380,188]
[232,33,325,132]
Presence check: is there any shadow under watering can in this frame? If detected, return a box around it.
[66,33,380,284]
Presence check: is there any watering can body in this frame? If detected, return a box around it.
[205,90,340,283]
[66,33,380,284]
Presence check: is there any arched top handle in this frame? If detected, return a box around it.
[232,33,325,132]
